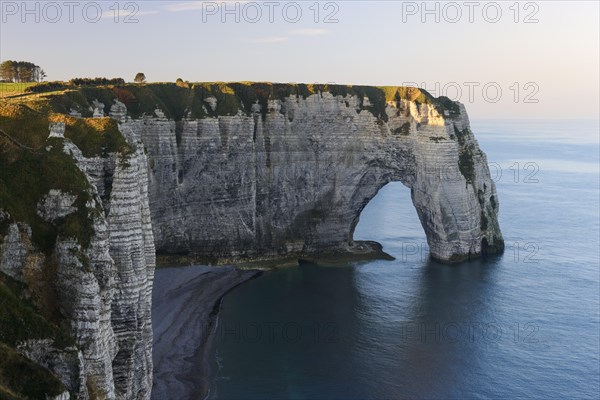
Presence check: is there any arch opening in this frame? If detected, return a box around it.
[352,182,428,261]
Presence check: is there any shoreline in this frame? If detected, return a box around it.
[151,265,261,400]
[156,240,395,269]
[199,272,264,400]
[151,242,393,399]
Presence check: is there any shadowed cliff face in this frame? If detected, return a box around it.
[113,85,503,263]
[1,102,155,399]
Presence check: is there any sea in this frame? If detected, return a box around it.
[211,119,600,399]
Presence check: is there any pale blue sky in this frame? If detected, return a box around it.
[1,1,598,118]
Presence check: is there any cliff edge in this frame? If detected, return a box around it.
[115,83,503,263]
[0,82,503,399]
[1,102,154,399]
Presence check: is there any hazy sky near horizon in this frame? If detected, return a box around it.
[1,0,598,119]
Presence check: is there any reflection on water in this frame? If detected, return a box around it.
[213,120,600,399]
[212,256,519,399]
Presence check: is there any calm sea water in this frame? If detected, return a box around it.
[211,120,600,399]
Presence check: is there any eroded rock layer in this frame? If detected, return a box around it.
[127,89,503,263]
[1,119,154,399]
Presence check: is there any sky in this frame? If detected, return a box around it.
[0,0,599,119]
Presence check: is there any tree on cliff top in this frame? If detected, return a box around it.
[176,78,190,89]
[134,72,146,83]
[0,60,46,82]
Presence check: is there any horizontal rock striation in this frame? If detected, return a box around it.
[122,86,503,263]
[0,116,155,398]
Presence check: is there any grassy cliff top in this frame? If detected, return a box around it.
[1,81,460,122]
[0,102,127,254]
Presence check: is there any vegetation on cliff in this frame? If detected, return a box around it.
[0,272,72,399]
[1,81,460,123]
[0,100,132,399]
[454,126,476,185]
[0,103,128,252]
[0,104,100,397]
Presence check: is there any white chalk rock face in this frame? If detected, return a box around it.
[1,122,155,399]
[37,189,78,222]
[65,124,156,399]
[0,222,32,280]
[131,92,503,263]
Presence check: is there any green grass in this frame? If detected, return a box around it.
[0,103,49,149]
[24,81,69,94]
[0,272,74,399]
[0,344,66,400]
[3,81,459,123]
[0,141,96,252]
[0,103,105,252]
[0,83,37,99]
[50,114,132,158]
[0,272,74,348]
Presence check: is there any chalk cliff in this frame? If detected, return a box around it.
[0,83,503,399]
[125,85,503,263]
[1,110,154,399]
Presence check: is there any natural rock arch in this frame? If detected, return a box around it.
[115,86,503,263]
